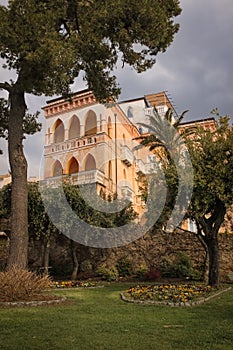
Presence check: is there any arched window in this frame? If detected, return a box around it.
[53,119,65,143]
[67,157,79,174]
[52,160,63,177]
[123,169,127,180]
[85,154,96,171]
[85,110,97,136]
[68,115,80,139]
[107,116,113,138]
[122,134,126,144]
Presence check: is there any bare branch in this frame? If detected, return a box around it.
[0,82,12,92]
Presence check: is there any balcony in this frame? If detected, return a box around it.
[43,170,105,187]
[120,180,134,202]
[135,159,145,174]
[44,134,103,155]
[70,170,105,185]
[120,145,134,166]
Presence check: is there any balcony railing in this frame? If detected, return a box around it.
[135,159,145,173]
[44,134,103,155]
[42,170,105,187]
[120,145,134,166]
[120,180,134,202]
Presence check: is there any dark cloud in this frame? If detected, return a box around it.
[118,0,233,121]
[1,0,233,176]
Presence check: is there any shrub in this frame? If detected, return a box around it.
[170,253,193,278]
[145,268,161,281]
[136,265,149,280]
[159,256,173,277]
[80,260,93,272]
[116,258,132,277]
[95,266,119,281]
[0,266,51,302]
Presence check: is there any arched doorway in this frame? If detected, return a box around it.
[68,115,80,139]
[52,160,63,177]
[53,119,65,143]
[85,154,96,171]
[67,157,79,174]
[85,110,97,136]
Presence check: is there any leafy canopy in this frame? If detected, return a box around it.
[0,0,182,100]
[186,110,233,221]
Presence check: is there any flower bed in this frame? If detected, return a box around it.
[121,283,226,306]
[50,281,97,289]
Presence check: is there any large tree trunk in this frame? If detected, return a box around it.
[200,200,226,288]
[70,239,79,281]
[206,237,219,287]
[7,84,28,270]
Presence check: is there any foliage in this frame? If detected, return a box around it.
[0,98,41,141]
[116,257,132,277]
[185,112,233,286]
[95,265,119,281]
[123,283,213,304]
[50,280,96,288]
[135,267,149,280]
[169,253,193,278]
[136,107,191,229]
[0,184,11,219]
[145,268,161,281]
[0,0,182,100]
[0,265,51,302]
[0,0,182,269]
[186,113,233,221]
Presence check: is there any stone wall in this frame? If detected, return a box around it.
[1,229,232,281]
[31,230,233,282]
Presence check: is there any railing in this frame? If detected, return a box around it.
[120,180,134,202]
[120,145,134,166]
[135,159,145,173]
[43,170,105,187]
[44,134,102,155]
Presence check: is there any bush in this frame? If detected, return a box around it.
[159,256,173,277]
[0,266,51,302]
[170,253,193,278]
[80,260,93,272]
[116,258,132,277]
[145,268,161,281]
[95,266,119,281]
[136,265,149,280]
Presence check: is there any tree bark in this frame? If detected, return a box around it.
[200,200,226,288]
[43,239,50,275]
[70,239,79,280]
[7,83,28,270]
[206,237,219,287]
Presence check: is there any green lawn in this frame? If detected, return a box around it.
[0,283,232,350]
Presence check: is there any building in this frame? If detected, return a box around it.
[42,90,176,214]
[0,174,11,189]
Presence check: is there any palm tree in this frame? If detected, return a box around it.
[134,107,194,232]
[134,107,189,164]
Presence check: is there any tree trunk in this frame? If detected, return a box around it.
[206,237,220,287]
[7,84,28,270]
[70,239,79,280]
[43,239,50,275]
[200,200,226,288]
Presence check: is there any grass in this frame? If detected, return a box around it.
[0,283,232,350]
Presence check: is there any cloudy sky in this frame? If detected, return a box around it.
[1,0,233,177]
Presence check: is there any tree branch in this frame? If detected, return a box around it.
[0,82,12,93]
